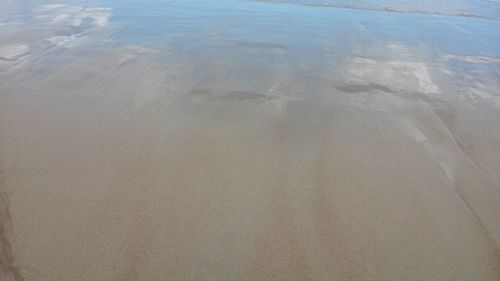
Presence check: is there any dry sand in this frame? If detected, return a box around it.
[1,1,500,281]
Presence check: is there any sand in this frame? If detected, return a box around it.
[1,0,500,280]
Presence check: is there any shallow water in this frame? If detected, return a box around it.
[254,0,500,19]
[1,0,500,280]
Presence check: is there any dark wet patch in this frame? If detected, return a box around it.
[190,88,275,102]
[334,83,396,94]
[230,40,288,51]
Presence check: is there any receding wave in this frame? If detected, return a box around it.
[251,0,500,20]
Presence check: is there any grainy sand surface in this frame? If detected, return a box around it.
[1,0,500,280]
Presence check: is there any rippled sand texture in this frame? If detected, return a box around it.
[1,0,500,280]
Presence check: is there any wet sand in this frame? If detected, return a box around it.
[1,0,500,280]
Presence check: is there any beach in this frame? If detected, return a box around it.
[1,0,500,280]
